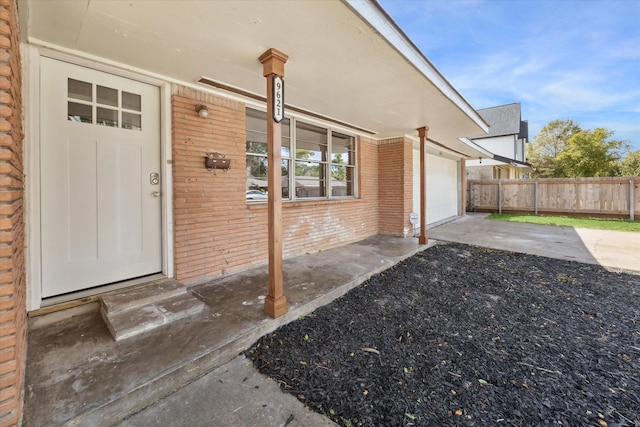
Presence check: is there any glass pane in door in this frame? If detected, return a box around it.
[68,78,92,102]
[97,85,118,107]
[68,102,92,123]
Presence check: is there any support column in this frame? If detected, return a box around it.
[417,127,428,245]
[259,48,288,318]
[630,179,635,221]
[460,159,467,216]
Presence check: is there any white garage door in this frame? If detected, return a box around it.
[427,154,459,224]
[413,149,459,226]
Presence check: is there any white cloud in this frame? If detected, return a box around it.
[379,0,640,150]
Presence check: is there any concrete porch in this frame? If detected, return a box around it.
[25,235,433,427]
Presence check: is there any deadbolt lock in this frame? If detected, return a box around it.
[150,172,160,185]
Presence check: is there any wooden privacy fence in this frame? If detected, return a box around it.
[468,177,640,220]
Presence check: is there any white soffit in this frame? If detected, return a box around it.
[412,136,479,161]
[457,137,495,158]
[22,0,488,144]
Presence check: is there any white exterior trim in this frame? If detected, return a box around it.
[457,137,494,158]
[28,37,376,142]
[23,44,174,310]
[23,44,41,311]
[160,83,174,281]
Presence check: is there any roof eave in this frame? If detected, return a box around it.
[457,137,494,158]
[493,154,532,168]
[343,0,490,134]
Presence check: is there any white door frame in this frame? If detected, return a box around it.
[24,46,174,311]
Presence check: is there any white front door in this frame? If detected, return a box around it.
[40,57,162,298]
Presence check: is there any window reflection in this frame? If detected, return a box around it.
[97,86,118,107]
[246,109,291,201]
[97,107,118,127]
[68,102,92,123]
[68,79,92,102]
[245,108,356,201]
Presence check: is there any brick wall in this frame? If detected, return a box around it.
[172,86,379,285]
[280,135,379,256]
[0,0,25,425]
[378,136,413,236]
[172,87,248,284]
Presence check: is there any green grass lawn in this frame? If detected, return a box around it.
[486,213,640,232]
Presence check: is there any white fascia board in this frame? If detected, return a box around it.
[467,158,502,167]
[344,0,489,134]
[514,163,532,169]
[409,134,466,160]
[458,137,494,158]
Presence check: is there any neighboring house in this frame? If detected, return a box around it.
[465,103,531,180]
[0,0,492,423]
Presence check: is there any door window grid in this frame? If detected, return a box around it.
[67,78,142,131]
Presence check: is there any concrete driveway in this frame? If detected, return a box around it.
[430,213,640,273]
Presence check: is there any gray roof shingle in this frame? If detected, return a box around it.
[471,102,524,139]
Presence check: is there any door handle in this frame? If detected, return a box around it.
[151,191,160,197]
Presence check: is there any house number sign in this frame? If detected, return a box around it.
[272,75,284,123]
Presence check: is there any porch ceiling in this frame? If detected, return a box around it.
[21,0,488,149]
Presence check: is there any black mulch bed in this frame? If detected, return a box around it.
[245,243,640,427]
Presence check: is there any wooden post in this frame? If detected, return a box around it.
[631,179,635,221]
[534,180,539,216]
[417,127,428,245]
[460,159,467,216]
[498,180,502,214]
[259,48,288,318]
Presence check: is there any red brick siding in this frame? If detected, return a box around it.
[172,87,248,284]
[377,137,413,236]
[172,86,379,285]
[0,1,25,425]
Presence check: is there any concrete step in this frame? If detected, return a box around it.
[101,279,186,315]
[101,281,206,341]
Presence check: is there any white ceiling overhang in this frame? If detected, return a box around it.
[20,0,488,144]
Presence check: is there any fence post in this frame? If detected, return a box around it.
[534,180,539,216]
[631,179,635,221]
[498,180,502,214]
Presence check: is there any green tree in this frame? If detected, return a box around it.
[331,153,347,181]
[619,150,640,176]
[527,119,581,177]
[294,148,315,176]
[556,128,627,177]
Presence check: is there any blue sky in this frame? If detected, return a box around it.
[379,0,640,152]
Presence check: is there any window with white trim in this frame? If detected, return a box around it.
[245,108,356,202]
[330,131,356,197]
